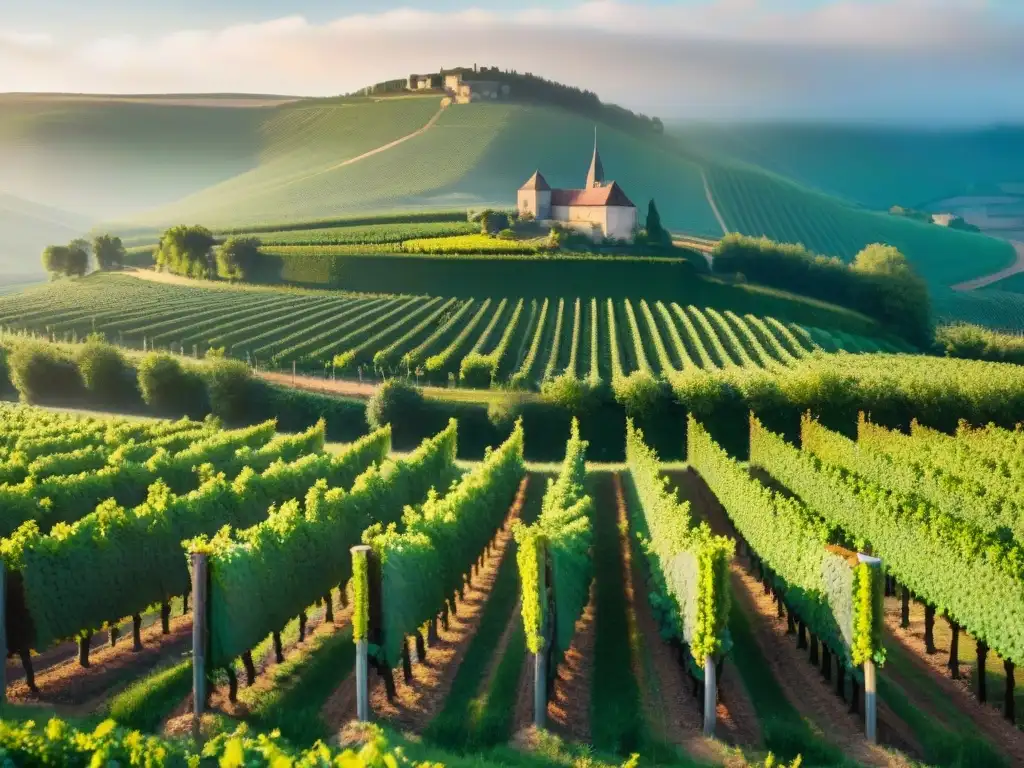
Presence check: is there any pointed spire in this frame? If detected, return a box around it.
[586,126,605,189]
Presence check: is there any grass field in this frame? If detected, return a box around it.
[0,192,89,274]
[676,123,1024,211]
[932,288,1024,330]
[0,95,269,219]
[980,270,1024,294]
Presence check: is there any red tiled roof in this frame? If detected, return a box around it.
[519,171,550,191]
[550,181,634,208]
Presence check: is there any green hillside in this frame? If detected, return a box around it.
[677,123,1024,210]
[0,192,90,274]
[126,101,721,235]
[4,92,1024,326]
[0,95,267,218]
[703,159,1017,288]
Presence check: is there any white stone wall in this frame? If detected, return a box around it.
[551,205,605,240]
[519,190,550,219]
[606,207,637,241]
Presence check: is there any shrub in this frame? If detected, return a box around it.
[366,379,433,445]
[76,340,136,404]
[541,373,598,413]
[216,236,261,282]
[934,323,1024,365]
[137,352,206,417]
[612,371,670,418]
[459,353,494,389]
[204,358,255,425]
[7,342,83,403]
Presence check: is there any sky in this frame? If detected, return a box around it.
[2,0,1023,124]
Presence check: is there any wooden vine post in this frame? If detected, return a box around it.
[703,655,717,736]
[351,544,379,722]
[859,553,881,744]
[533,539,548,729]
[190,552,209,743]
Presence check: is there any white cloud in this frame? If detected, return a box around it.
[1,1,1021,122]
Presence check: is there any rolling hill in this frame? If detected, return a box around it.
[702,159,1018,288]
[3,91,1024,326]
[0,94,269,219]
[676,122,1024,210]
[0,192,90,274]
[119,100,722,237]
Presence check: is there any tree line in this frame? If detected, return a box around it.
[153,226,261,281]
[41,235,127,278]
[711,234,932,346]
[41,227,262,283]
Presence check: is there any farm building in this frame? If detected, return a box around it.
[408,68,510,103]
[517,133,638,241]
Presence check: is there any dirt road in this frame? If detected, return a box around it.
[258,370,377,398]
[281,104,447,188]
[951,240,1024,291]
[700,168,730,237]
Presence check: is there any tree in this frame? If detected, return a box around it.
[137,352,207,416]
[76,339,136,403]
[41,241,88,278]
[66,243,89,277]
[645,199,668,245]
[93,234,126,270]
[8,342,83,403]
[42,245,69,277]
[216,236,261,282]
[155,225,216,279]
[852,244,932,346]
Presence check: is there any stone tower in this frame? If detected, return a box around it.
[517,170,552,220]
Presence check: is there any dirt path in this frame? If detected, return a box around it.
[322,477,527,733]
[544,585,596,743]
[951,240,1024,291]
[882,597,1024,764]
[613,474,753,763]
[6,615,192,710]
[4,603,181,686]
[281,105,446,188]
[163,595,347,737]
[700,167,730,237]
[258,370,378,398]
[682,469,911,766]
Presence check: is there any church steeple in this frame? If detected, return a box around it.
[585,126,604,189]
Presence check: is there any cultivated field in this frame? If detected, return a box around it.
[0,274,906,388]
[676,123,1024,212]
[703,161,1018,289]
[2,398,1022,767]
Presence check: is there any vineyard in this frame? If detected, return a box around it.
[3,396,1023,767]
[0,274,907,390]
[120,102,723,236]
[703,160,1018,289]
